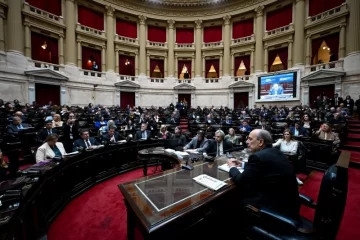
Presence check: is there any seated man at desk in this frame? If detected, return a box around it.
[73,129,101,150]
[183,130,209,153]
[101,126,125,143]
[135,123,151,140]
[227,129,300,219]
[7,116,31,135]
[37,120,58,143]
[36,134,66,163]
[206,130,233,157]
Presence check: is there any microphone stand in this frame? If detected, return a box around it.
[181,156,194,170]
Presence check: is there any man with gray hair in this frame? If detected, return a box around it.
[227,129,300,219]
[205,130,233,157]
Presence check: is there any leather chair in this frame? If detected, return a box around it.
[245,151,350,240]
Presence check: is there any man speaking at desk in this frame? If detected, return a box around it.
[184,130,209,153]
[227,129,300,219]
[73,129,100,150]
[206,130,233,157]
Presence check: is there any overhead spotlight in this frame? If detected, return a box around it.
[41,41,47,50]
[125,59,130,65]
[88,60,92,63]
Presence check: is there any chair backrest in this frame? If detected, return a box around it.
[313,151,350,239]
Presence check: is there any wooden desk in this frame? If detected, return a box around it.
[119,154,243,240]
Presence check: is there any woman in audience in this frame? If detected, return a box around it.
[273,129,302,185]
[301,114,312,136]
[315,122,340,144]
[158,125,172,139]
[170,126,187,147]
[224,128,240,145]
[52,114,63,128]
[36,134,66,163]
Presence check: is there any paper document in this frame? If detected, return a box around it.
[63,151,79,156]
[218,163,244,173]
[193,174,227,191]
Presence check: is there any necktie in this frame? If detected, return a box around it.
[48,130,52,135]
[217,143,220,157]
[87,140,91,147]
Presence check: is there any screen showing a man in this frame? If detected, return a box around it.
[258,72,296,101]
[269,83,284,95]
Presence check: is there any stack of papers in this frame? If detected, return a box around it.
[218,163,244,173]
[63,151,79,157]
[193,174,227,191]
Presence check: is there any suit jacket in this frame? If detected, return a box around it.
[256,125,271,131]
[184,137,209,153]
[289,127,308,137]
[73,137,100,150]
[62,123,79,141]
[36,142,66,163]
[331,97,343,107]
[101,132,125,143]
[7,123,31,135]
[37,128,58,142]
[229,147,300,219]
[135,130,151,140]
[206,139,233,157]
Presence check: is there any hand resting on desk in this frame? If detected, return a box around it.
[227,158,242,168]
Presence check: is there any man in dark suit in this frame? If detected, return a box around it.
[73,129,100,150]
[331,93,343,107]
[7,116,31,135]
[101,127,125,143]
[227,129,300,219]
[62,113,79,153]
[135,123,151,140]
[184,130,209,153]
[289,122,308,137]
[206,130,233,157]
[37,120,58,143]
[256,119,271,131]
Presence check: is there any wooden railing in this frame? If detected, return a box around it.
[307,3,347,24]
[175,43,195,50]
[265,24,294,38]
[203,41,223,49]
[80,69,105,78]
[76,24,105,38]
[119,75,136,81]
[149,78,165,83]
[305,60,344,74]
[23,2,64,24]
[204,78,219,83]
[116,35,139,45]
[231,35,254,45]
[147,41,167,48]
[30,60,63,72]
[233,75,251,81]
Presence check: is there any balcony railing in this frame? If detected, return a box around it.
[305,60,344,74]
[116,35,139,45]
[30,60,64,72]
[147,41,167,48]
[76,24,105,38]
[307,3,347,25]
[231,35,255,46]
[203,41,223,49]
[80,69,105,78]
[204,78,219,83]
[150,78,165,83]
[119,75,136,81]
[265,24,294,38]
[177,79,192,84]
[233,75,251,81]
[175,43,195,50]
[23,2,64,25]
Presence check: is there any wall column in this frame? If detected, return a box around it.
[346,0,360,55]
[339,23,346,59]
[250,47,255,74]
[139,15,147,75]
[230,53,234,76]
[175,56,178,77]
[293,0,305,65]
[191,56,195,78]
[146,54,150,76]
[164,57,168,77]
[0,12,5,52]
[59,34,64,65]
[65,0,76,65]
[77,40,82,67]
[135,52,139,76]
[167,20,175,77]
[264,45,268,72]
[105,6,115,72]
[223,15,231,76]
[101,46,106,71]
[195,20,202,77]
[115,49,119,73]
[288,40,293,68]
[202,57,205,78]
[7,0,24,54]
[24,22,31,58]
[219,55,223,77]
[254,6,264,72]
[305,35,311,65]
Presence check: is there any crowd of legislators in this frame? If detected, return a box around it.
[0,92,359,181]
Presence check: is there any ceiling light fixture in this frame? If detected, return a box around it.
[41,41,47,50]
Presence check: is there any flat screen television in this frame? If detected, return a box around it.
[257,72,297,101]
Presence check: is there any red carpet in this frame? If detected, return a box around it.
[47,166,360,240]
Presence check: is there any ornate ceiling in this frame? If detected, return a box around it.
[141,0,230,7]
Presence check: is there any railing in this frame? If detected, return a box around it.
[76,24,105,38]
[203,41,223,49]
[147,41,167,48]
[80,69,105,78]
[265,24,294,38]
[116,35,139,45]
[233,75,251,81]
[119,75,136,81]
[231,35,255,46]
[204,78,219,83]
[23,2,64,24]
[177,79,192,84]
[307,3,347,24]
[175,43,195,50]
[149,78,165,83]
[305,60,344,74]
[30,60,64,72]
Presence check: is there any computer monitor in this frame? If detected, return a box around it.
[163,139,179,150]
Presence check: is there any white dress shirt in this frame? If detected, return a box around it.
[273,139,298,155]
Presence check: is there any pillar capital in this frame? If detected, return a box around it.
[65,0,75,2]
[250,47,255,52]
[254,5,264,17]
[24,21,31,27]
[139,15,147,25]
[168,20,175,29]
[339,22,347,28]
[59,33,64,38]
[195,19,202,29]
[0,12,5,19]
[102,45,106,49]
[295,0,305,2]
[305,34,312,39]
[288,39,293,44]
[105,5,115,17]
[76,39,82,43]
[223,15,231,25]
[264,44,268,50]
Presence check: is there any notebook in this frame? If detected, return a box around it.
[218,163,244,173]
[193,174,227,191]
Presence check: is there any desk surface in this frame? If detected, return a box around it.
[119,151,246,232]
